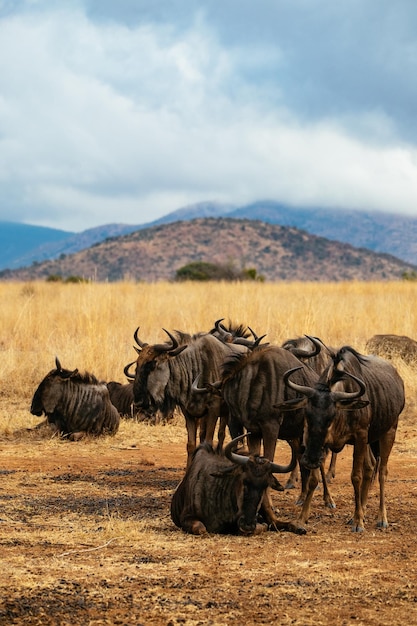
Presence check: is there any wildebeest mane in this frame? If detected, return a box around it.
[65,370,102,385]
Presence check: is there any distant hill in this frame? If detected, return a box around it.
[2,200,417,272]
[0,222,143,270]
[227,201,417,266]
[0,222,74,270]
[2,217,416,283]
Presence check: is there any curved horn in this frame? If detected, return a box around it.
[191,374,208,395]
[162,329,188,356]
[224,433,250,465]
[331,371,366,403]
[213,318,234,343]
[283,366,316,399]
[123,361,136,380]
[270,441,298,474]
[55,356,62,371]
[305,335,335,358]
[133,327,148,349]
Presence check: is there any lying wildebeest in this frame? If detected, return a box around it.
[365,333,417,365]
[126,325,249,466]
[31,357,120,440]
[106,380,135,418]
[106,377,171,424]
[170,433,304,536]
[278,345,405,532]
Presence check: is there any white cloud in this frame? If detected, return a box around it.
[0,2,417,231]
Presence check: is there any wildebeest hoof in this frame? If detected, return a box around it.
[270,476,285,491]
[69,431,86,441]
[284,480,296,490]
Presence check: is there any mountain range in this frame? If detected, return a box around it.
[2,201,417,272]
[1,216,416,283]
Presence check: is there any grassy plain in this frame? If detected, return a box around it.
[1,280,417,625]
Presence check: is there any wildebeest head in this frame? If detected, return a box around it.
[277,365,368,470]
[223,435,297,535]
[126,327,187,413]
[30,357,78,416]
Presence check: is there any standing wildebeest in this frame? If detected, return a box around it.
[278,345,405,532]
[170,433,302,535]
[197,343,321,529]
[365,333,417,365]
[31,357,120,440]
[126,326,248,466]
[282,335,338,488]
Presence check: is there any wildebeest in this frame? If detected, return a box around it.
[365,333,417,365]
[106,380,135,418]
[170,433,304,535]
[282,335,338,489]
[106,377,172,424]
[126,325,248,465]
[278,345,405,532]
[195,343,321,528]
[31,357,120,440]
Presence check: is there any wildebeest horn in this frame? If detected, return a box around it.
[283,366,316,398]
[269,442,298,474]
[123,361,136,380]
[289,335,322,359]
[213,318,234,343]
[305,335,335,358]
[192,374,222,395]
[224,433,298,474]
[55,356,62,371]
[331,371,367,403]
[224,433,251,465]
[191,374,206,394]
[284,366,366,403]
[133,327,148,349]
[162,329,188,356]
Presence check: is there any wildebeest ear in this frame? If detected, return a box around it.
[337,399,369,410]
[274,397,308,412]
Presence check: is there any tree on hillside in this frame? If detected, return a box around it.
[175,261,264,282]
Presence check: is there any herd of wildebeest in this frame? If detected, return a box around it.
[30,320,416,537]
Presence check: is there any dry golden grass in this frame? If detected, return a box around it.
[1,279,417,430]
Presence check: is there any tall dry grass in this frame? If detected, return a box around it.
[1,279,417,434]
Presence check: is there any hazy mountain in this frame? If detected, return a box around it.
[2,217,416,283]
[227,201,417,265]
[2,200,417,271]
[0,222,74,270]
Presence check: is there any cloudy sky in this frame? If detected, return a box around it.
[1,0,417,232]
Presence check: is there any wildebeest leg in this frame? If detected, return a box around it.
[350,440,368,532]
[320,462,336,509]
[68,431,86,442]
[201,409,220,451]
[326,451,338,483]
[296,468,320,530]
[295,462,311,506]
[184,414,198,468]
[358,445,376,523]
[258,424,288,527]
[179,513,208,535]
[216,413,228,451]
[376,426,397,529]
[285,463,299,490]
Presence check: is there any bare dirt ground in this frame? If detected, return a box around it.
[0,416,416,626]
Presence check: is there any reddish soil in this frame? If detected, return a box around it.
[0,421,416,626]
